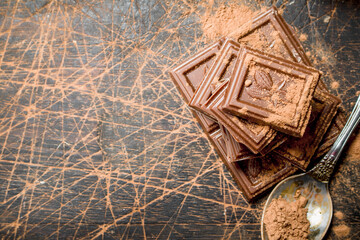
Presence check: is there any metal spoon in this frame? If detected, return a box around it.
[261,95,360,240]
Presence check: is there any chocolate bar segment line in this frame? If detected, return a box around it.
[222,46,320,137]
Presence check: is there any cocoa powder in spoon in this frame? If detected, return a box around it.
[264,190,310,240]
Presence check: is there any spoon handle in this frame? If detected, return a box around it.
[309,95,360,183]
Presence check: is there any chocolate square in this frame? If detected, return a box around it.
[222,47,320,137]
[230,6,310,66]
[170,40,222,132]
[273,89,341,170]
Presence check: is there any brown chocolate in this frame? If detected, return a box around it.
[222,47,320,138]
[273,89,341,170]
[203,79,281,154]
[232,6,331,100]
[230,6,311,66]
[231,5,342,166]
[169,40,222,132]
[169,41,296,201]
[189,38,239,114]
[190,39,281,154]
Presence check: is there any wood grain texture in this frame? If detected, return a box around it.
[0,0,358,239]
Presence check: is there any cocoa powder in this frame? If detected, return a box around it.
[201,3,261,41]
[333,224,350,237]
[264,190,310,240]
[347,134,360,161]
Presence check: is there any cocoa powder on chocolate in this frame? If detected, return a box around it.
[264,190,310,240]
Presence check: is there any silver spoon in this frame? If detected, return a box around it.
[261,95,360,240]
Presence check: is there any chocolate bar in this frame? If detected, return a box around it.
[169,41,296,201]
[230,6,310,66]
[189,38,239,114]
[273,89,341,170]
[231,6,330,96]
[222,47,320,138]
[170,40,222,132]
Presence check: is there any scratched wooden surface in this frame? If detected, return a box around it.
[0,0,359,239]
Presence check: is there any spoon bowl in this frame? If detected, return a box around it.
[261,173,332,240]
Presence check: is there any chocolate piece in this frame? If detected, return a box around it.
[170,40,222,132]
[204,79,281,154]
[230,6,310,66]
[229,5,341,162]
[219,124,258,162]
[231,6,331,93]
[190,38,239,115]
[210,129,296,201]
[273,90,341,170]
[222,47,320,137]
[234,155,297,200]
[170,41,296,201]
[312,110,346,160]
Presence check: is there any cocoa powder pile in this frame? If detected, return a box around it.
[201,3,261,41]
[264,190,310,240]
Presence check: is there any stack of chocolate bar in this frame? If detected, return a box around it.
[169,7,345,201]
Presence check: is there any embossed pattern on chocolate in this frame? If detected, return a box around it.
[222,47,321,137]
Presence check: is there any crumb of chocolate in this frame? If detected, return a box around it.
[245,80,252,87]
[333,224,350,237]
[264,190,310,240]
[323,15,331,23]
[331,81,339,89]
[299,33,307,42]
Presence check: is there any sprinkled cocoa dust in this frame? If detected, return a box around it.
[331,81,340,89]
[200,3,261,41]
[299,33,308,42]
[334,211,344,220]
[347,134,360,161]
[333,224,350,237]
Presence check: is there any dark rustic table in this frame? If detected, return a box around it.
[0,0,359,239]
